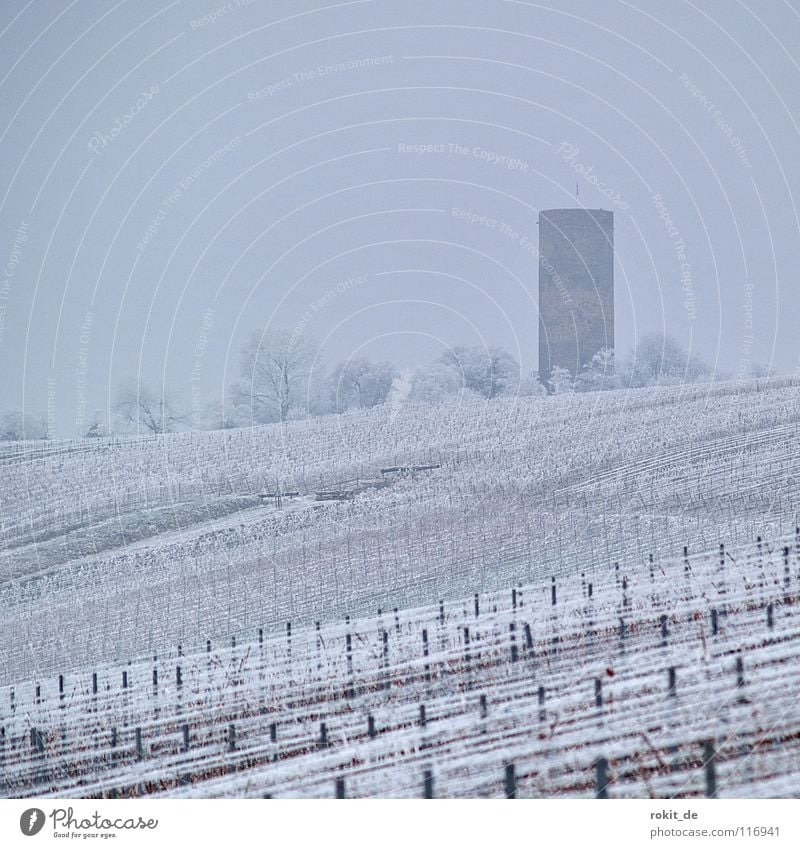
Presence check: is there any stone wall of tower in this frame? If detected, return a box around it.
[538,208,614,382]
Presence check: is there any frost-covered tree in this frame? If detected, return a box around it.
[516,370,547,397]
[235,329,320,423]
[747,362,775,379]
[113,380,188,434]
[575,348,618,392]
[198,398,252,430]
[623,333,710,387]
[84,409,109,438]
[548,365,575,395]
[409,362,461,403]
[329,358,398,412]
[0,409,48,441]
[436,345,520,399]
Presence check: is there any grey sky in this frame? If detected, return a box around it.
[1,0,799,435]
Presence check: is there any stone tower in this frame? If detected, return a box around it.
[538,208,614,383]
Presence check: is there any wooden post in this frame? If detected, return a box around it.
[269,723,277,744]
[382,630,390,691]
[367,715,376,739]
[784,545,791,590]
[595,757,609,798]
[736,655,746,702]
[551,577,557,606]
[335,776,345,799]
[480,694,488,720]
[668,667,676,697]
[122,670,128,690]
[594,678,603,708]
[660,614,668,647]
[176,665,182,689]
[423,769,434,799]
[512,588,517,610]
[767,603,774,630]
[439,600,445,625]
[538,686,546,722]
[346,633,354,700]
[182,724,190,752]
[422,629,430,682]
[319,722,328,749]
[31,727,45,754]
[711,608,718,637]
[419,704,427,728]
[133,727,143,760]
[510,622,518,663]
[474,594,479,618]
[504,763,516,798]
[228,724,236,753]
[703,740,717,798]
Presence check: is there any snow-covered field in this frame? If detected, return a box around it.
[2,377,800,797]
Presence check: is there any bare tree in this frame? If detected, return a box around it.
[113,379,188,434]
[236,329,320,423]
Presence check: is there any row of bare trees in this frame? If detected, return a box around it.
[0,331,771,439]
[112,330,739,434]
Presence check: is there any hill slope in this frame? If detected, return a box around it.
[2,378,799,683]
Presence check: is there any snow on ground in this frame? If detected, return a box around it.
[3,534,799,798]
[1,377,800,796]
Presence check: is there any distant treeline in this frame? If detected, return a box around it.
[0,330,774,439]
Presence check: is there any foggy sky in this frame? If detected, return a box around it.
[1,0,799,436]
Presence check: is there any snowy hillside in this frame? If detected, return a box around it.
[2,377,800,797]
